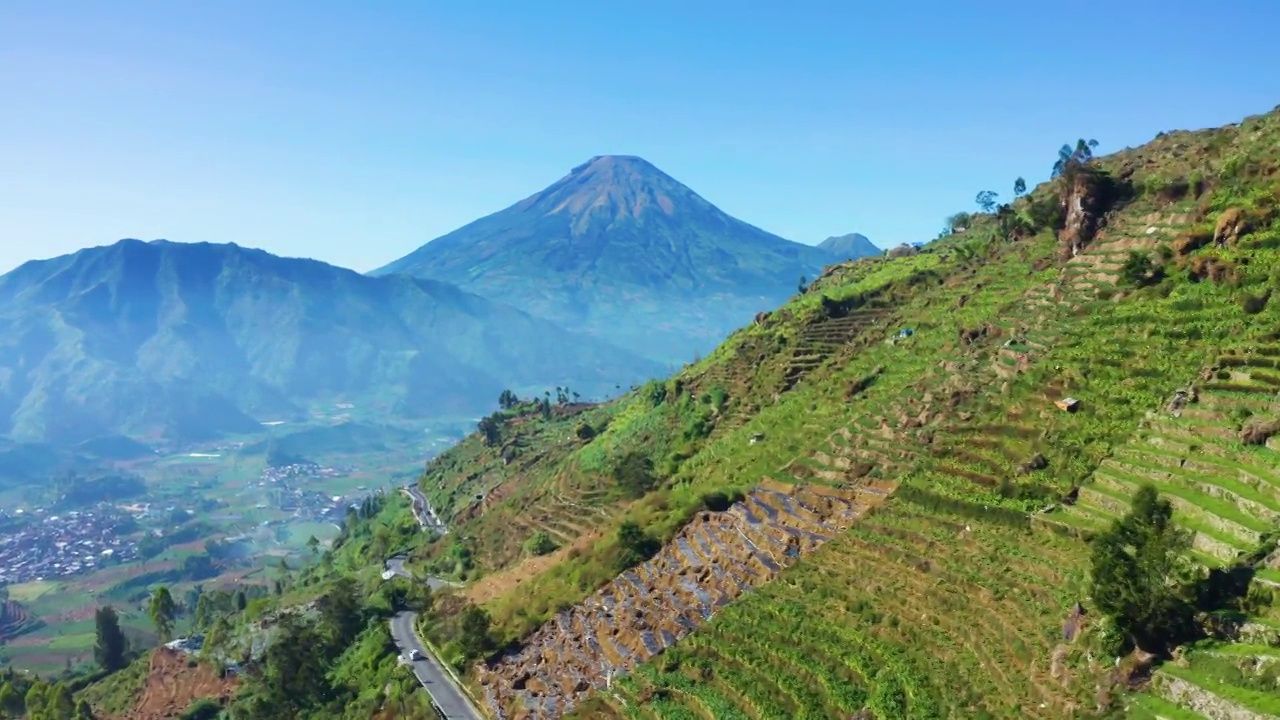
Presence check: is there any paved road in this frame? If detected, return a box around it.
[383,504,479,719]
[403,485,449,534]
[389,610,483,720]
[385,555,458,592]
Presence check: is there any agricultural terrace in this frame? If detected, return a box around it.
[559,115,1280,717]
[387,109,1280,720]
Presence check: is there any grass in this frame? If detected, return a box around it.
[75,653,152,716]
[234,104,1280,720]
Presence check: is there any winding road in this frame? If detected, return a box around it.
[385,486,482,719]
[403,484,449,534]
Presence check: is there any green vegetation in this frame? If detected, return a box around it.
[147,587,177,643]
[0,238,660,446]
[52,106,1280,720]
[92,607,128,674]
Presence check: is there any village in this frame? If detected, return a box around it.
[0,505,142,584]
[255,461,354,523]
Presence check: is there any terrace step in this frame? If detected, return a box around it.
[1153,668,1279,720]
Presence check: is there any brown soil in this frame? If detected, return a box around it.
[465,530,604,606]
[122,649,239,720]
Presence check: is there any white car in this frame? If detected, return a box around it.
[409,649,422,661]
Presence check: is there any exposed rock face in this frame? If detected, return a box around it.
[1058,172,1110,260]
[1213,207,1251,247]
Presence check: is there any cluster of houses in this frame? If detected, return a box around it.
[257,462,352,523]
[0,506,141,583]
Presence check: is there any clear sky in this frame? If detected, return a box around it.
[3,1,1280,275]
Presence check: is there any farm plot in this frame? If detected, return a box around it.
[597,497,1090,720]
[475,481,884,718]
[1058,343,1280,563]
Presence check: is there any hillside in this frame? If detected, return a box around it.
[0,240,662,448]
[72,106,1280,720]
[817,232,880,260]
[384,107,1280,719]
[372,155,832,364]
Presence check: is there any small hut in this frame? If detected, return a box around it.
[1055,397,1081,413]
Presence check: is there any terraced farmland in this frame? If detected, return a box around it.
[476,481,887,718]
[595,496,1089,720]
[0,598,35,641]
[1056,343,1280,558]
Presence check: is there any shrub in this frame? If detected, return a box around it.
[523,531,559,557]
[613,451,658,499]
[613,522,660,573]
[177,699,223,720]
[699,490,745,512]
[1119,251,1163,288]
[574,422,596,441]
[1242,290,1271,315]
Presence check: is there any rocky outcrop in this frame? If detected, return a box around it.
[1058,170,1113,260]
[1213,208,1251,248]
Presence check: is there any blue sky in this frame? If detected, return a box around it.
[2,1,1279,274]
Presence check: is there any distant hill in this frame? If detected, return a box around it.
[242,421,423,466]
[372,156,832,363]
[816,232,879,260]
[0,239,662,447]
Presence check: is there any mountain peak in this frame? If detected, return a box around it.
[515,155,704,222]
[817,232,879,259]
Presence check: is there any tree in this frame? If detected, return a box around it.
[234,590,247,612]
[613,452,657,499]
[945,211,972,232]
[94,606,129,672]
[315,577,364,651]
[1090,485,1196,654]
[1052,138,1099,179]
[498,389,519,410]
[149,587,177,642]
[0,682,23,718]
[1013,177,1027,197]
[477,414,503,447]
[48,683,74,720]
[258,613,331,716]
[458,605,493,661]
[74,698,98,720]
[797,275,809,293]
[975,190,999,214]
[306,535,320,556]
[22,683,46,720]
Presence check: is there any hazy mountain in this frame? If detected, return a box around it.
[817,233,879,259]
[372,156,832,363]
[0,239,661,447]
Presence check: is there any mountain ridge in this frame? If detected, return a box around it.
[0,239,662,448]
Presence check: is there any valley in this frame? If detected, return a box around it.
[0,413,466,674]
